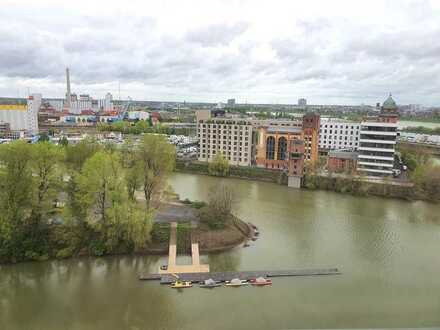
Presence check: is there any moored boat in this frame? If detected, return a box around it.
[250,277,272,286]
[199,278,221,288]
[225,278,248,287]
[171,280,192,288]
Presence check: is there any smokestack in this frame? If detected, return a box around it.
[66,67,71,109]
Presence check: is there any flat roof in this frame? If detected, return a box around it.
[267,126,302,134]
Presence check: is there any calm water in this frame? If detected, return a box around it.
[1,173,440,330]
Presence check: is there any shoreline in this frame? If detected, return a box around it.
[0,216,252,266]
[175,161,439,203]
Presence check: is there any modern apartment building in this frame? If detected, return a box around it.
[196,110,253,166]
[357,95,399,176]
[319,118,361,151]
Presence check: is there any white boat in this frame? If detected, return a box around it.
[199,278,221,288]
[225,278,248,287]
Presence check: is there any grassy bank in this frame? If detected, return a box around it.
[304,175,417,200]
[175,160,287,184]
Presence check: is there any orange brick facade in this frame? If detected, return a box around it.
[327,155,357,174]
[255,113,320,177]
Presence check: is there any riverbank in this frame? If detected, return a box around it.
[303,174,418,201]
[0,200,251,265]
[176,160,287,184]
[175,160,435,202]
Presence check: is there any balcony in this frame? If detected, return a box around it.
[357,161,393,168]
[360,130,397,136]
[358,147,395,153]
[359,139,396,145]
[290,152,303,159]
[358,154,394,161]
[357,167,393,174]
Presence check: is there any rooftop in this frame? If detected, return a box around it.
[267,126,302,134]
[382,94,398,111]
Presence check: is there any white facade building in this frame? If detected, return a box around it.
[104,93,113,111]
[319,118,361,151]
[357,95,399,176]
[357,120,397,175]
[0,94,40,134]
[128,110,150,121]
[196,111,253,166]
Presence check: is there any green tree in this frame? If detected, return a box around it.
[412,163,440,201]
[0,141,33,261]
[65,138,101,171]
[38,132,50,142]
[199,184,236,229]
[77,150,153,252]
[208,153,229,177]
[78,151,124,225]
[59,136,69,147]
[119,139,141,201]
[134,120,149,133]
[137,135,175,209]
[29,142,62,224]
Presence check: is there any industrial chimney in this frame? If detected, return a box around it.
[66,67,71,109]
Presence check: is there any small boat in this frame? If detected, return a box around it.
[251,237,258,241]
[250,277,272,286]
[225,278,248,287]
[199,279,221,288]
[171,280,192,289]
[243,242,250,247]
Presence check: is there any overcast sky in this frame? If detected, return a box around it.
[1,0,440,105]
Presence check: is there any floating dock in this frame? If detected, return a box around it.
[139,268,341,284]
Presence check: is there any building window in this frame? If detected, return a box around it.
[277,137,287,160]
[266,136,275,160]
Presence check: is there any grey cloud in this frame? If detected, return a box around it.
[1,1,440,105]
[185,22,249,47]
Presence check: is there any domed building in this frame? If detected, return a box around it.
[381,94,399,114]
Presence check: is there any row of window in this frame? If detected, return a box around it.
[199,154,249,163]
[322,136,359,141]
[320,130,359,135]
[321,124,360,129]
[200,124,250,130]
[321,141,357,147]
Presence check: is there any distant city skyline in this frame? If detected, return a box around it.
[1,0,440,106]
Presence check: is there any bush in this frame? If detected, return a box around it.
[88,239,106,256]
[208,153,229,177]
[56,247,75,259]
[151,223,170,243]
[176,223,191,252]
[191,201,206,209]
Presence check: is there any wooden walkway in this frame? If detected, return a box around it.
[140,268,341,283]
[158,222,209,274]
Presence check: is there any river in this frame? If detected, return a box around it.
[1,173,440,329]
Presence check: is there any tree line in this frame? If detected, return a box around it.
[97,120,194,136]
[0,135,175,263]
